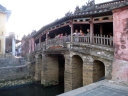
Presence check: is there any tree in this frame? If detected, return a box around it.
[65,11,73,17]
[86,0,95,7]
[74,6,81,14]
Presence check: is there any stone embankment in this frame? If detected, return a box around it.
[0,57,35,89]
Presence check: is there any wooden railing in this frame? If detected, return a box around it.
[93,34,113,46]
[35,34,113,50]
[74,36,90,43]
[73,34,113,46]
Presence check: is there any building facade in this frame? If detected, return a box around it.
[0,4,10,55]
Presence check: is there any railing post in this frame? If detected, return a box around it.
[107,35,109,45]
[100,24,103,35]
[46,31,48,49]
[90,17,94,44]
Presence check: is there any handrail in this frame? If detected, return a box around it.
[73,34,113,46]
[35,34,113,50]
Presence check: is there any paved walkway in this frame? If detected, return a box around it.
[58,80,128,96]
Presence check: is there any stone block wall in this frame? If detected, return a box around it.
[83,64,94,85]
[0,57,35,83]
[34,54,42,81]
[64,53,73,92]
[83,55,94,86]
[0,57,25,67]
[41,55,59,86]
[0,64,30,82]
[72,55,83,89]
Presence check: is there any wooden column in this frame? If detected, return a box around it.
[90,17,94,43]
[39,36,41,48]
[70,20,73,42]
[71,24,74,42]
[45,31,48,48]
[100,24,103,35]
[33,38,35,51]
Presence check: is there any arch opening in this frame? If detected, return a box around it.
[72,55,83,89]
[44,54,65,92]
[58,54,65,85]
[93,60,105,82]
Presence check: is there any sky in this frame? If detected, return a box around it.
[0,0,112,39]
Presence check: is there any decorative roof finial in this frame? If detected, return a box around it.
[86,0,95,6]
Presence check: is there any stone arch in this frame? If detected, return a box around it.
[82,55,112,86]
[71,52,83,60]
[92,57,112,80]
[93,60,105,82]
[72,55,83,89]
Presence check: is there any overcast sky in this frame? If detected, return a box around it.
[0,0,112,39]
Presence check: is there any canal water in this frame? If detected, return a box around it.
[0,83,64,96]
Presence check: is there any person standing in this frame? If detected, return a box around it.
[73,29,80,42]
[80,29,85,36]
[86,29,90,36]
[65,33,69,42]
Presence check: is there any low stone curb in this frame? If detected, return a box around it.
[0,78,34,89]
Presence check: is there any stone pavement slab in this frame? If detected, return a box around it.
[58,80,128,96]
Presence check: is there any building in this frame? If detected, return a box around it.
[22,0,128,92]
[21,31,36,57]
[6,33,20,56]
[0,4,10,55]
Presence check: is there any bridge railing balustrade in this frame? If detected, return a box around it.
[74,36,91,43]
[72,34,113,47]
[35,34,113,50]
[93,34,113,47]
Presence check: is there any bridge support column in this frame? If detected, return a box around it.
[34,54,42,81]
[41,55,59,86]
[64,54,73,92]
[104,61,112,80]
[83,56,94,86]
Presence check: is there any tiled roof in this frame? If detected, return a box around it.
[33,0,128,38]
[0,4,11,20]
[0,4,9,13]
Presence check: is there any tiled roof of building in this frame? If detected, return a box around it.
[0,4,9,13]
[0,4,7,13]
[33,0,128,38]
[0,4,11,20]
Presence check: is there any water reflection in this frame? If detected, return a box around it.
[0,83,64,96]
